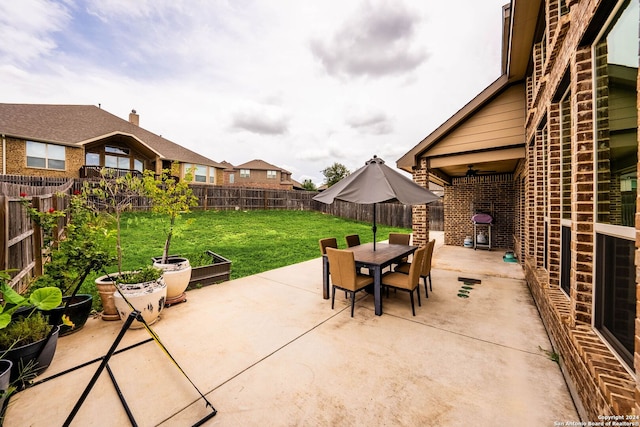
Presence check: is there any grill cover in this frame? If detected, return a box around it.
[472,213,493,224]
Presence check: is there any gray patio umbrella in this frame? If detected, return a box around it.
[313,155,440,250]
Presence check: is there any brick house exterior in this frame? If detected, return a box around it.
[399,0,639,419]
[222,159,293,190]
[0,104,226,182]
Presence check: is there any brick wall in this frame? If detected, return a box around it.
[442,174,515,249]
[4,137,84,178]
[411,157,429,247]
[222,169,293,190]
[522,0,637,420]
[410,0,639,419]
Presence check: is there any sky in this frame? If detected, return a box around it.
[0,0,509,186]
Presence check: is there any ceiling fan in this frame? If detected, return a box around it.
[465,164,496,177]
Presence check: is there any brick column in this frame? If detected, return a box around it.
[571,46,595,325]
[535,126,546,268]
[412,157,429,247]
[526,140,536,259]
[548,103,562,286]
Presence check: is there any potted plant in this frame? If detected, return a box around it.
[0,270,63,408]
[112,266,165,329]
[86,169,167,325]
[22,192,115,335]
[143,164,198,306]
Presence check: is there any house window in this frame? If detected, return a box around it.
[105,155,130,169]
[560,225,571,296]
[560,90,572,220]
[595,0,638,227]
[593,0,638,371]
[209,168,215,184]
[105,146,129,156]
[184,164,207,182]
[86,152,100,166]
[595,233,635,367]
[267,170,277,179]
[229,173,235,184]
[194,165,207,183]
[559,0,568,17]
[134,159,144,173]
[26,141,65,170]
[240,169,250,178]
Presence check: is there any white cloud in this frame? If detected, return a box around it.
[309,1,427,79]
[0,0,70,65]
[0,0,508,186]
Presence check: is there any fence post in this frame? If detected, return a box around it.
[0,196,7,270]
[31,196,44,277]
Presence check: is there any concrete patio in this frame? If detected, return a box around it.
[4,232,579,426]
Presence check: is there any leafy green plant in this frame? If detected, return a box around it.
[28,192,116,297]
[0,271,63,410]
[142,164,198,264]
[84,168,145,273]
[539,346,560,363]
[115,266,163,285]
[19,193,66,256]
[0,278,62,334]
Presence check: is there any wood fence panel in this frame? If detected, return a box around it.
[0,176,442,293]
[0,179,75,292]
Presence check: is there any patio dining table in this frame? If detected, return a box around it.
[322,242,418,316]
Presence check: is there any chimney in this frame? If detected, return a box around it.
[129,109,139,126]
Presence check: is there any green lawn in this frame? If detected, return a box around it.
[115,209,411,279]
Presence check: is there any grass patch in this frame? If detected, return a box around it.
[117,209,411,278]
[81,209,411,307]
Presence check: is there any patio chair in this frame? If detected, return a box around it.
[395,239,435,298]
[345,234,361,248]
[381,246,426,316]
[319,237,338,255]
[388,233,410,245]
[326,247,373,317]
[388,233,411,266]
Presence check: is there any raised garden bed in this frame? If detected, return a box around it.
[188,251,232,288]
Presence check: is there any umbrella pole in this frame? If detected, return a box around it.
[373,203,377,251]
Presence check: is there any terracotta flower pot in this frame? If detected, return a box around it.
[95,275,121,321]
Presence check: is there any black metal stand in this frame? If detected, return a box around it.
[62,309,217,426]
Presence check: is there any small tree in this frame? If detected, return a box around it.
[321,163,350,187]
[84,169,144,273]
[142,164,198,264]
[301,179,317,191]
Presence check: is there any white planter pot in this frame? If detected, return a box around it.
[113,277,167,329]
[152,257,191,304]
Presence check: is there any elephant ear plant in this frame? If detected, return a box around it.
[0,271,63,404]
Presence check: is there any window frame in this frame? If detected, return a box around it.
[26,141,66,171]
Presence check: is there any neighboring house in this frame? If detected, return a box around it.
[0,103,226,183]
[399,0,638,419]
[223,159,293,190]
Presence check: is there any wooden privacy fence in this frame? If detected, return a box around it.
[312,199,413,229]
[190,185,317,211]
[0,176,443,292]
[0,179,74,292]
